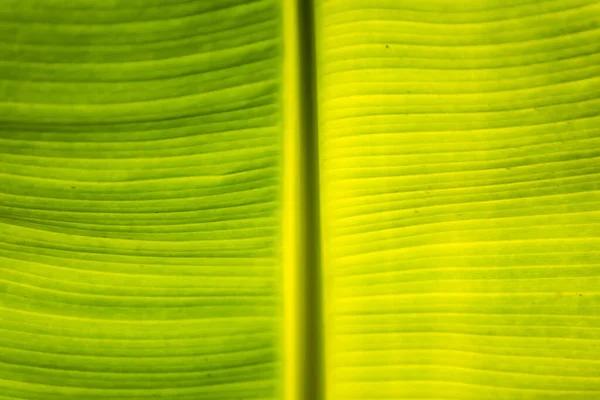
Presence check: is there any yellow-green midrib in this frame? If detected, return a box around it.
[317,0,600,399]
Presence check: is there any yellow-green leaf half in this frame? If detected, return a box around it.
[317,1,600,399]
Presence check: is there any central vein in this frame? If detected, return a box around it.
[283,0,323,399]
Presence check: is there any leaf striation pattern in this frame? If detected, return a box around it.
[317,0,600,399]
[0,1,284,399]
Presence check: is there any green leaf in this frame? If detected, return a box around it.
[0,1,285,399]
[2,0,600,399]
